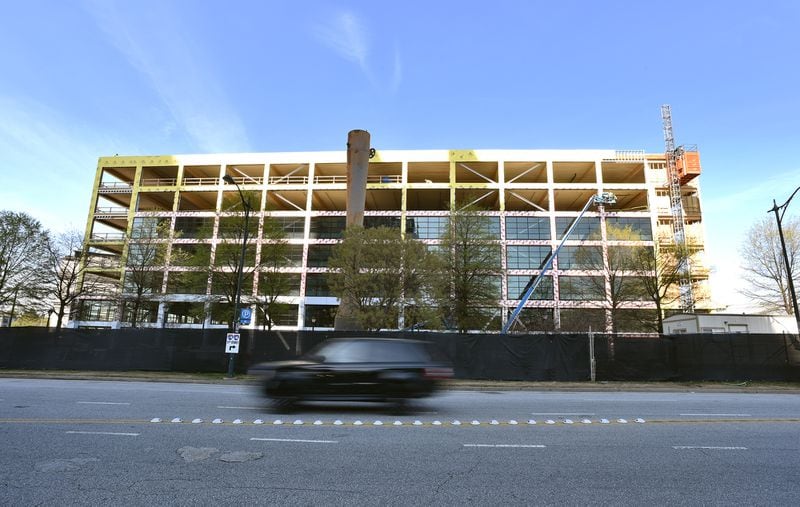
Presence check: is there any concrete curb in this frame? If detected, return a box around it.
[1,370,799,393]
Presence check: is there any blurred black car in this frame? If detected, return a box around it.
[248,338,453,409]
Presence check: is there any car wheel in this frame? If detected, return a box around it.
[268,397,297,412]
[387,398,411,415]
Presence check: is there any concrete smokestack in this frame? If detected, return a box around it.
[345,129,370,227]
[334,129,371,331]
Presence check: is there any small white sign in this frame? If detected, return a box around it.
[225,333,240,354]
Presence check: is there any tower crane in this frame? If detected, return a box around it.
[661,104,695,313]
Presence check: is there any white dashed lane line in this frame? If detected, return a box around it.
[673,446,748,450]
[77,402,131,405]
[66,431,139,436]
[218,406,262,410]
[250,438,338,444]
[680,413,751,417]
[464,444,546,448]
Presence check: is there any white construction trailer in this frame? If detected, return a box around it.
[663,313,798,335]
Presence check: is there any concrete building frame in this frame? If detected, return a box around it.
[73,147,711,332]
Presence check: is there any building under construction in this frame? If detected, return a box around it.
[74,131,710,332]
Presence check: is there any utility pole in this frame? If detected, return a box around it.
[770,188,800,337]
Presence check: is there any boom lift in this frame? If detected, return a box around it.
[501,192,617,334]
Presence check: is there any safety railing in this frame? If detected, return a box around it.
[90,232,125,241]
[94,206,128,215]
[609,150,646,161]
[86,258,121,269]
[313,175,346,184]
[140,178,177,186]
[98,182,132,192]
[367,175,401,183]
[269,175,309,185]
[182,177,221,186]
[224,176,264,185]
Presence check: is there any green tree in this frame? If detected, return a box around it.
[328,226,437,331]
[433,203,502,333]
[740,215,800,315]
[0,211,50,324]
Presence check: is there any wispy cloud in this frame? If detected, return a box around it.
[702,168,800,309]
[315,12,370,72]
[0,97,110,230]
[703,169,800,215]
[81,0,249,153]
[313,11,402,94]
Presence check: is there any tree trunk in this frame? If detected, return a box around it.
[56,304,66,331]
[656,299,664,334]
[132,288,143,328]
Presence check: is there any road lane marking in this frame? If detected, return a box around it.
[4,417,800,428]
[673,446,747,450]
[218,406,261,410]
[66,431,139,436]
[77,402,130,405]
[464,444,546,448]
[680,413,751,417]
[531,413,595,416]
[251,438,338,444]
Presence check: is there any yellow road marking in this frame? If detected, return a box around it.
[1,418,799,427]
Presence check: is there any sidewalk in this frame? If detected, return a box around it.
[1,369,799,393]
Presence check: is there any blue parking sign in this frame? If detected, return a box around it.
[239,308,252,325]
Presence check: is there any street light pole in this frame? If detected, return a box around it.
[222,174,251,377]
[770,186,800,337]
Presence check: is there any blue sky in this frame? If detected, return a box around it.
[1,0,798,310]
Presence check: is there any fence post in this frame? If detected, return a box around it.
[588,327,596,382]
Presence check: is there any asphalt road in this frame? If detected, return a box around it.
[2,378,799,505]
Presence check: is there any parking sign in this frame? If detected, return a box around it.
[239,308,252,325]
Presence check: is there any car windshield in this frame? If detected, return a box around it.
[304,339,431,363]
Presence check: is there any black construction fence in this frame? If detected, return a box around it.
[1,328,799,382]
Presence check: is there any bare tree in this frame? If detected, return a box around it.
[207,194,260,329]
[740,215,800,314]
[44,230,109,330]
[0,211,49,324]
[574,226,652,332]
[122,218,170,327]
[575,224,690,333]
[256,216,292,330]
[633,241,693,332]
